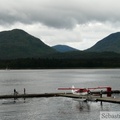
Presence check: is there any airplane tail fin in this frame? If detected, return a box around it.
[72,85,75,94]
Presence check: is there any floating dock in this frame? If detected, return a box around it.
[0,90,120,104]
[0,93,60,99]
[96,97,120,104]
[59,93,120,104]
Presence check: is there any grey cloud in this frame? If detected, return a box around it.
[0,0,120,29]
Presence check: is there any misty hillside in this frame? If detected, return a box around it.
[86,32,120,53]
[0,29,56,59]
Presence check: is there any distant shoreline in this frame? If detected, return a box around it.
[1,58,120,69]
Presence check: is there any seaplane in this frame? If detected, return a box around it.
[71,86,89,95]
[58,86,90,102]
[71,86,89,102]
[58,86,112,102]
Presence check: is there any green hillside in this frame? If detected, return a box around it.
[0,29,56,59]
[86,32,120,53]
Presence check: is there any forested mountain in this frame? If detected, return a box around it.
[86,32,120,53]
[0,29,120,68]
[0,29,56,59]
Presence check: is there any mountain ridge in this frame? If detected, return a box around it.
[86,32,120,53]
[0,29,120,68]
[0,29,56,59]
[0,29,120,60]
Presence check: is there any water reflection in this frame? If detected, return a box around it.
[77,101,90,112]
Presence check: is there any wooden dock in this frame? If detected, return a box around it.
[59,93,120,104]
[96,97,120,104]
[0,93,60,99]
[0,91,120,104]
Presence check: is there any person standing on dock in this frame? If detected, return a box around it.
[24,88,26,95]
[14,89,18,102]
[14,89,18,96]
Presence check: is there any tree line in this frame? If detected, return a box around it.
[0,57,120,69]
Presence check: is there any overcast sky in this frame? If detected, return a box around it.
[0,0,120,50]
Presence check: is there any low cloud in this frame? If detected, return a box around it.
[0,0,120,29]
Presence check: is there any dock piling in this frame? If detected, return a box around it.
[100,90,103,106]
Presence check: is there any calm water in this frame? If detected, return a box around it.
[0,69,120,120]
